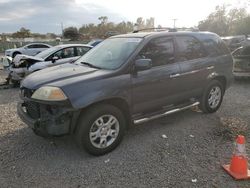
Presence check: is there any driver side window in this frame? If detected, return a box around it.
[48,47,75,60]
[138,37,175,67]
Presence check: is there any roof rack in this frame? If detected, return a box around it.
[132,27,199,33]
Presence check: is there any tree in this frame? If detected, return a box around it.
[198,5,228,36]
[78,17,155,38]
[136,17,145,30]
[146,17,155,28]
[63,27,79,40]
[98,16,108,25]
[234,16,250,35]
[12,27,31,38]
[198,5,250,36]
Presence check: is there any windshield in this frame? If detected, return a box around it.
[35,46,61,59]
[75,37,142,70]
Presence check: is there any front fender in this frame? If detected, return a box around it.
[62,74,132,110]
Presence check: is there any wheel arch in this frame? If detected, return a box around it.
[12,51,21,58]
[213,76,227,92]
[72,97,131,133]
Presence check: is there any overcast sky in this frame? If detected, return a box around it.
[0,0,249,34]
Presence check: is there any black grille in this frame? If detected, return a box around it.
[25,101,40,119]
[21,87,34,98]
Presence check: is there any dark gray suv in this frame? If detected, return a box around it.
[17,31,233,155]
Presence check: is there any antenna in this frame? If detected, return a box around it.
[61,22,64,38]
[172,19,178,28]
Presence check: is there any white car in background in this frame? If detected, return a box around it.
[8,44,92,82]
[5,43,52,58]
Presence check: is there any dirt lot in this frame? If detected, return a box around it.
[0,68,250,188]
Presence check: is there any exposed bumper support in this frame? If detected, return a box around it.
[17,101,78,136]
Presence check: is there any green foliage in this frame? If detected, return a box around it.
[63,27,79,40]
[198,5,250,36]
[12,27,31,38]
[79,16,154,38]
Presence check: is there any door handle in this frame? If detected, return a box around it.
[170,73,180,78]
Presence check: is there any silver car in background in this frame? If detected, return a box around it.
[5,43,52,58]
[8,44,92,82]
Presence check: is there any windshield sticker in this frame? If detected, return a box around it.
[126,38,141,43]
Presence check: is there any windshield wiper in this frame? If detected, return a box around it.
[80,62,101,69]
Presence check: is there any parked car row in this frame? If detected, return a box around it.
[221,35,249,51]
[232,45,250,79]
[2,40,106,84]
[5,43,52,58]
[8,44,92,82]
[16,30,234,155]
[221,35,250,79]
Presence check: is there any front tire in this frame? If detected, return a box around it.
[75,104,126,156]
[199,80,224,113]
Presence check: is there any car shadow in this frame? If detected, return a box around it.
[0,108,215,161]
[233,77,250,84]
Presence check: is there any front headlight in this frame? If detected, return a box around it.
[31,86,67,101]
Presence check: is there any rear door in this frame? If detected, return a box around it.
[174,35,212,100]
[25,44,37,56]
[131,36,183,114]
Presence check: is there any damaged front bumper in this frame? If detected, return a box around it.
[9,67,27,81]
[17,89,80,136]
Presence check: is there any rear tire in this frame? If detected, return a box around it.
[75,104,126,156]
[199,80,224,113]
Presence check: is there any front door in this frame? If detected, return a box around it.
[131,36,182,114]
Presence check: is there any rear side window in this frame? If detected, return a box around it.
[36,44,50,48]
[202,39,221,56]
[139,37,175,67]
[175,36,206,61]
[28,44,49,48]
[200,35,230,56]
[48,47,75,60]
[77,46,91,56]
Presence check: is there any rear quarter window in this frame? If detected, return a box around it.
[200,36,230,56]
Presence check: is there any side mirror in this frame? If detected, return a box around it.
[134,59,152,71]
[52,56,59,63]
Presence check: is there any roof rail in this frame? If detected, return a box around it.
[132,27,199,33]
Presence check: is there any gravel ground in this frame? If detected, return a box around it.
[0,68,250,188]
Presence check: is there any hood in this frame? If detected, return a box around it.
[13,54,44,65]
[21,63,106,89]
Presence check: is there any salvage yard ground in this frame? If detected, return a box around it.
[0,67,250,187]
